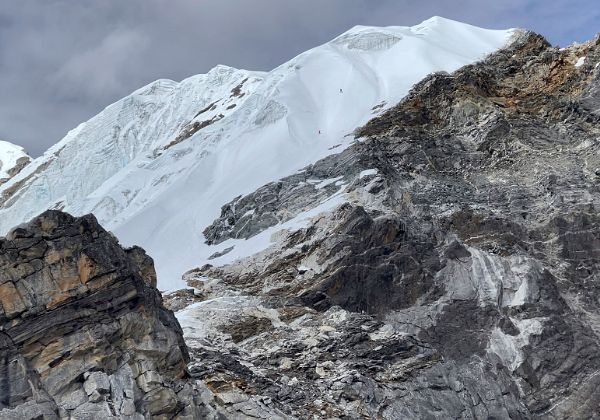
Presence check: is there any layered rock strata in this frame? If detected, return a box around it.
[0,211,214,419]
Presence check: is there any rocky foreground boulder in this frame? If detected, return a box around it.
[0,211,217,419]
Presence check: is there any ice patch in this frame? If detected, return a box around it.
[253,100,287,127]
[575,56,586,68]
[488,318,545,371]
[444,247,540,307]
[359,169,378,179]
[315,176,344,189]
[335,31,403,51]
[242,209,256,218]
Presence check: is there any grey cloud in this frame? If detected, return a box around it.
[50,28,150,102]
[0,1,598,156]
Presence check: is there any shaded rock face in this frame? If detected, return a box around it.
[0,211,211,419]
[174,31,600,419]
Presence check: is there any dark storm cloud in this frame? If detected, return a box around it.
[1,0,598,156]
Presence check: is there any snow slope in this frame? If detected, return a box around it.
[0,17,515,289]
[0,140,30,183]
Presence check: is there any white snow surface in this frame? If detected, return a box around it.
[0,140,30,181]
[0,17,515,289]
[359,169,379,179]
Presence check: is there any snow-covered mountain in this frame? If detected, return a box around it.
[0,140,30,185]
[0,17,515,288]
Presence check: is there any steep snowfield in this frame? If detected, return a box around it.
[0,140,30,183]
[0,17,515,288]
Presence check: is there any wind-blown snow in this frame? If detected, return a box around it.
[0,17,515,289]
[0,140,30,182]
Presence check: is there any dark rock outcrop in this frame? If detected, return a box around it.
[178,31,600,418]
[0,211,212,419]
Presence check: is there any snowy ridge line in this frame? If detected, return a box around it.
[0,17,516,288]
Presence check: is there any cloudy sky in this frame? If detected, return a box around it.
[1,1,599,156]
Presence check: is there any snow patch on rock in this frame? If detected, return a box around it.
[359,169,378,179]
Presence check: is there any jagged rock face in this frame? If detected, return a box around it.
[0,211,213,419]
[173,31,600,419]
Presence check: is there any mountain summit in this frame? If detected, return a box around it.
[0,17,515,288]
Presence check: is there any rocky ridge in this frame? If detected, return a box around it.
[171,30,600,419]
